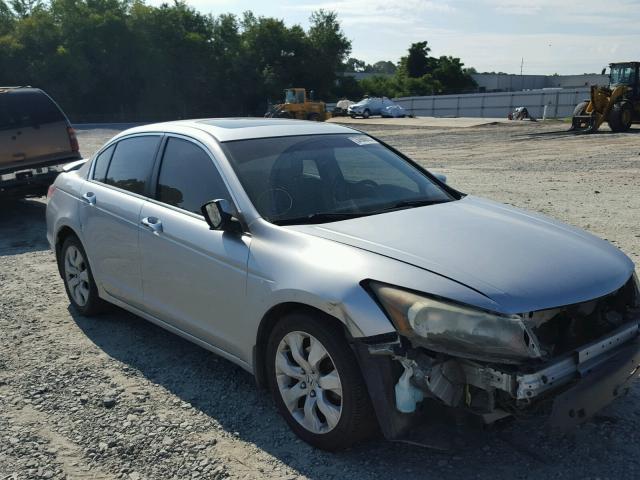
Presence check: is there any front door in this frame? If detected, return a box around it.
[139,136,250,358]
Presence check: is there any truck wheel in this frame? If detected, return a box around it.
[266,311,377,451]
[608,102,633,132]
[307,113,321,122]
[572,101,589,117]
[362,109,370,119]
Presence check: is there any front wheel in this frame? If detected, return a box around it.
[60,236,107,316]
[266,312,377,450]
[608,101,633,132]
[362,109,370,119]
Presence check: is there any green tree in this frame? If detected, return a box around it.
[401,41,435,78]
[370,60,396,74]
[306,10,351,99]
[344,56,366,72]
[9,0,42,18]
[431,55,476,94]
[0,0,15,33]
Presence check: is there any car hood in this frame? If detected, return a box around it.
[287,196,634,314]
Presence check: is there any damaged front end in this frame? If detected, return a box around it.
[355,276,640,447]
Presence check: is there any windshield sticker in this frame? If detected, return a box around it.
[348,136,378,146]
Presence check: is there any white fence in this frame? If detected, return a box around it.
[393,88,590,119]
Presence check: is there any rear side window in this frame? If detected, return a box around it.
[105,136,160,195]
[92,145,115,182]
[156,137,230,214]
[0,94,16,130]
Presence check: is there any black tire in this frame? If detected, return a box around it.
[608,101,633,132]
[572,100,589,117]
[362,109,370,119]
[59,235,108,316]
[307,112,321,122]
[266,311,377,451]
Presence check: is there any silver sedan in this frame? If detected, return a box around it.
[46,119,640,450]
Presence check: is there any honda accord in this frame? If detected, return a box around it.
[46,119,640,450]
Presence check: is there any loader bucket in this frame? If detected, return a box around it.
[570,114,597,133]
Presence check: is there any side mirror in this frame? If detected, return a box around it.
[201,199,242,233]
[433,173,447,184]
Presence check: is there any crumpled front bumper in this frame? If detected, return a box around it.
[353,320,640,447]
[548,336,640,431]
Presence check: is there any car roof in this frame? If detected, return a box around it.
[120,118,361,142]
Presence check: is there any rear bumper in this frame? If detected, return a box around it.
[0,154,81,176]
[0,165,63,197]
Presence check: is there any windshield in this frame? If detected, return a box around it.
[284,89,304,104]
[223,134,455,225]
[610,65,635,85]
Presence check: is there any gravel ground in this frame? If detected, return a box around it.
[1,120,639,479]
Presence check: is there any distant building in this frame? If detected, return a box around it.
[471,73,608,92]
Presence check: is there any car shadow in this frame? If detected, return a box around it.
[69,306,409,478]
[0,197,49,256]
[68,304,637,479]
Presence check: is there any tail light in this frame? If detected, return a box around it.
[47,184,56,199]
[67,126,79,152]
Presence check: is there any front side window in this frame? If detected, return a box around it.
[156,137,230,214]
[223,134,454,225]
[104,136,160,195]
[610,65,635,85]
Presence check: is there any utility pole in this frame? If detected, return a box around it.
[520,57,524,90]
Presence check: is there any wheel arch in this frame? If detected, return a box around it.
[253,302,349,389]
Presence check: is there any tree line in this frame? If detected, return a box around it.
[349,42,477,99]
[0,1,476,120]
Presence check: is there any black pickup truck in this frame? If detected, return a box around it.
[1,87,81,198]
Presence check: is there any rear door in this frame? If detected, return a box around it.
[139,136,250,357]
[79,134,162,308]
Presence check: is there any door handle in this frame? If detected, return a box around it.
[141,216,163,233]
[82,192,96,205]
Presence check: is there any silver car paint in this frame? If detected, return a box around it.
[138,200,251,359]
[288,195,634,315]
[46,119,636,376]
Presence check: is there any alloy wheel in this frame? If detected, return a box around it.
[275,331,343,434]
[64,245,90,307]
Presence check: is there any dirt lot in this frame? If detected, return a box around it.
[1,121,639,480]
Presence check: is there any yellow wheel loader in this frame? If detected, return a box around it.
[265,88,331,121]
[571,62,640,133]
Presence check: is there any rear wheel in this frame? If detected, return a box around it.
[266,312,377,451]
[307,112,320,122]
[572,100,589,117]
[608,101,633,132]
[60,236,107,316]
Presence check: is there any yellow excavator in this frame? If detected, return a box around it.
[571,62,640,133]
[265,88,331,121]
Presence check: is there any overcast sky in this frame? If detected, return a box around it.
[147,0,640,75]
